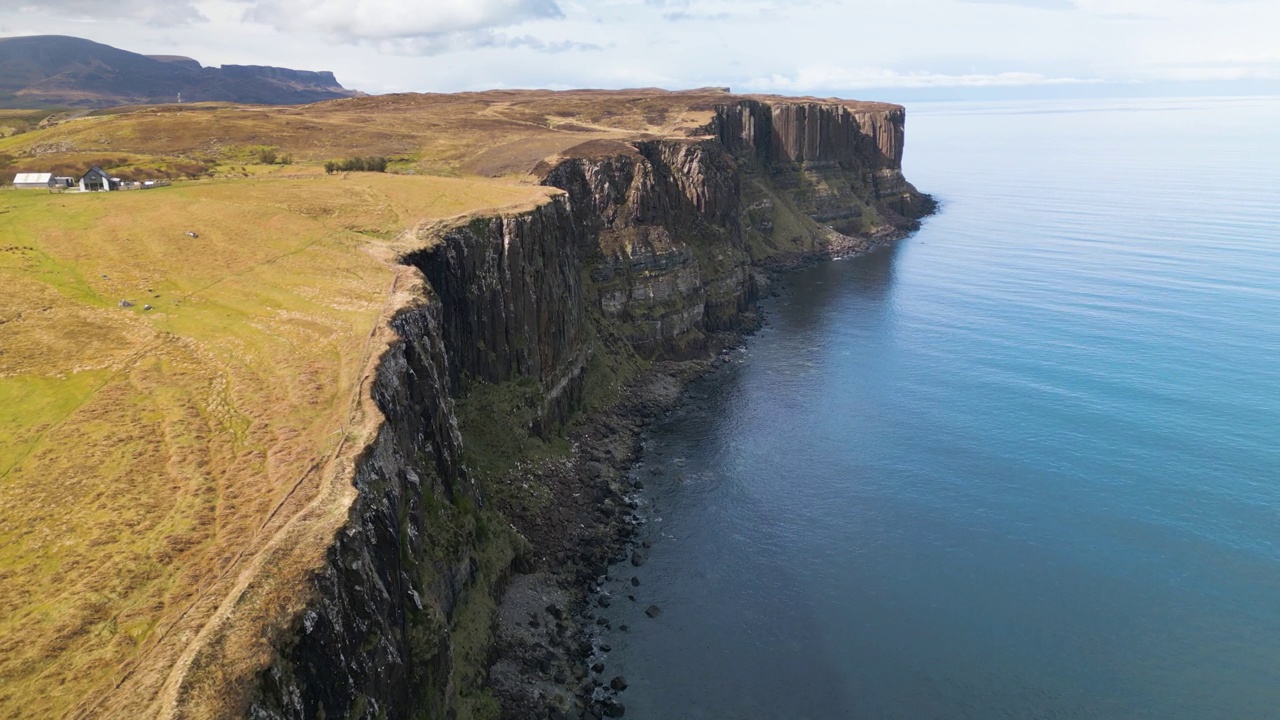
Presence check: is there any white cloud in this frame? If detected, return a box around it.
[644,0,804,21]
[958,0,1076,9]
[242,0,561,40]
[744,65,1097,92]
[12,0,205,26]
[1071,0,1269,18]
[3,0,1278,98]
[369,30,601,57]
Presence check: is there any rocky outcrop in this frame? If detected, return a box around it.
[714,98,933,236]
[541,138,752,356]
[147,55,202,72]
[249,96,932,720]
[0,35,359,107]
[713,98,903,171]
[217,65,347,93]
[412,196,588,429]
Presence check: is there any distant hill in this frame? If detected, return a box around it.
[0,35,361,108]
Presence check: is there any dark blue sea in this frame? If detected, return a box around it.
[600,96,1280,719]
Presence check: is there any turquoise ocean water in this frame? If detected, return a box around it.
[600,97,1280,719]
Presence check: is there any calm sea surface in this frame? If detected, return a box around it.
[600,97,1280,719]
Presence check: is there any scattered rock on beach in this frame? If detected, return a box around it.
[485,341,754,716]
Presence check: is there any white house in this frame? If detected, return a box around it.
[79,166,117,192]
[12,172,53,190]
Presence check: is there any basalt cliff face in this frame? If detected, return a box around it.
[248,96,931,720]
[541,138,750,356]
[715,99,932,236]
[417,198,590,432]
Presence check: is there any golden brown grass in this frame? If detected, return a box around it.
[0,88,897,184]
[0,174,555,719]
[0,96,621,179]
[0,109,60,139]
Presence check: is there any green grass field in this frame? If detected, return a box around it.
[0,174,554,719]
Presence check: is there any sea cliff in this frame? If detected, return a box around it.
[248,96,933,720]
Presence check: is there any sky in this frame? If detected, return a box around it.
[3,0,1280,101]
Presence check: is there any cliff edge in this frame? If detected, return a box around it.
[242,91,932,720]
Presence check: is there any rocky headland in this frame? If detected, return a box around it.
[0,35,359,108]
[233,91,932,720]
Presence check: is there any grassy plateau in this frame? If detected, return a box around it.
[0,173,552,719]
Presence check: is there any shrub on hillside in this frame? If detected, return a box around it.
[247,146,291,165]
[324,156,389,174]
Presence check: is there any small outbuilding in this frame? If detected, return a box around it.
[79,166,119,192]
[12,172,54,190]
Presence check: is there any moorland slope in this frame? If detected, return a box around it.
[0,35,358,109]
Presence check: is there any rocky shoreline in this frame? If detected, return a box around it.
[488,345,740,719]
[486,231,912,720]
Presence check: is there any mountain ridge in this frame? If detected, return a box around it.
[0,35,360,108]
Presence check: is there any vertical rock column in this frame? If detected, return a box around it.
[410,195,589,428]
